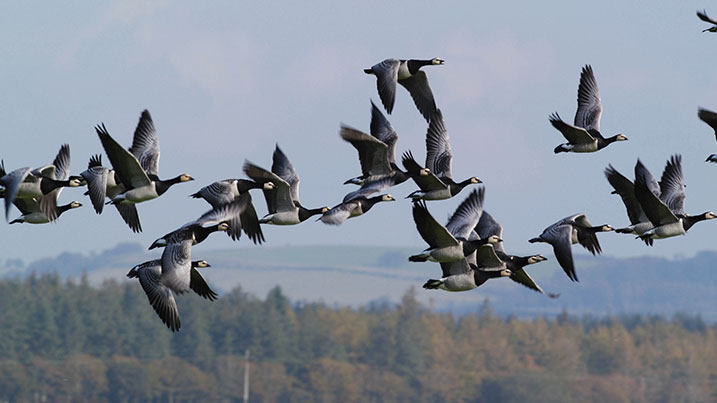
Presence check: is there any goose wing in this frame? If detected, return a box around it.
[567,214,603,255]
[194,195,252,241]
[401,151,447,191]
[659,155,686,216]
[1,166,31,220]
[193,180,237,208]
[243,161,294,213]
[634,160,660,197]
[161,240,192,294]
[190,267,218,301]
[697,9,717,25]
[319,200,357,225]
[370,101,399,165]
[446,188,485,240]
[634,170,679,226]
[474,244,504,269]
[96,124,151,189]
[39,144,72,221]
[342,176,395,203]
[574,65,602,132]
[510,268,559,298]
[239,194,264,244]
[80,155,108,214]
[425,109,452,179]
[13,197,40,215]
[398,70,438,122]
[368,59,400,115]
[698,107,717,141]
[440,258,471,277]
[340,125,392,177]
[115,204,142,233]
[129,110,160,177]
[271,145,301,203]
[412,200,459,248]
[604,165,645,225]
[475,211,506,255]
[549,113,596,144]
[128,261,180,332]
[540,223,578,281]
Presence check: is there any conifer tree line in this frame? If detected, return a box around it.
[0,272,714,402]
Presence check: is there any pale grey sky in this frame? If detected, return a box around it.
[1,1,716,266]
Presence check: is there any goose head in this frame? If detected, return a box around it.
[486,235,502,244]
[381,194,396,202]
[469,177,482,184]
[615,134,628,141]
[263,182,276,190]
[179,174,194,182]
[527,254,548,264]
[217,222,230,232]
[704,211,716,220]
[69,176,85,186]
[601,225,615,232]
[431,58,445,65]
[69,201,82,209]
[500,269,512,277]
[193,260,211,268]
[419,168,431,176]
[148,238,167,250]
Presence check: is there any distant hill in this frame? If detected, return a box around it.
[4,243,716,321]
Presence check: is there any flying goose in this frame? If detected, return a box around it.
[318,193,395,225]
[343,101,408,187]
[149,194,255,249]
[190,179,273,244]
[550,65,627,153]
[634,155,715,245]
[474,211,559,298]
[9,199,82,224]
[529,213,614,282]
[408,189,500,262]
[403,110,481,201]
[79,154,142,232]
[243,145,328,225]
[605,160,660,235]
[95,111,193,231]
[697,10,717,32]
[423,255,511,292]
[697,107,717,162]
[364,57,444,121]
[0,144,83,221]
[606,157,687,236]
[127,259,216,332]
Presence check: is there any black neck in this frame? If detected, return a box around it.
[56,203,74,217]
[195,224,223,244]
[406,59,433,74]
[236,179,262,193]
[298,206,325,222]
[40,178,70,195]
[155,175,185,196]
[449,178,474,195]
[598,134,622,149]
[683,213,711,231]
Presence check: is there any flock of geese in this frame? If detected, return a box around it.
[3,13,717,330]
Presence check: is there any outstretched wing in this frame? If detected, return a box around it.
[425,109,452,179]
[659,154,686,216]
[368,59,400,115]
[129,110,160,177]
[574,65,602,132]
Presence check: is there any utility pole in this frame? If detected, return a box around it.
[243,349,250,403]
